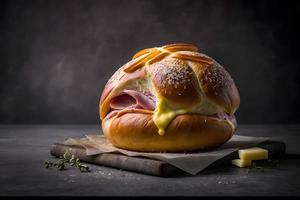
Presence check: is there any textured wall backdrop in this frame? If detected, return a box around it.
[0,0,300,124]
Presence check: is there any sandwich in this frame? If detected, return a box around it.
[99,43,240,152]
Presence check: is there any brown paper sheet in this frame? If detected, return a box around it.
[63,135,268,175]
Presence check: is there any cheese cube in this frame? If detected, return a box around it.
[231,159,252,168]
[238,147,268,161]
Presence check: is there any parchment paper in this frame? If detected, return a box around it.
[64,135,268,175]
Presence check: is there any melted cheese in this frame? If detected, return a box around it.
[153,97,188,135]
[152,96,233,136]
[151,89,234,136]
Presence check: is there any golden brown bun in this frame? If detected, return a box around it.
[148,58,202,108]
[99,43,240,152]
[102,113,235,152]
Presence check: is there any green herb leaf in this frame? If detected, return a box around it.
[247,162,265,173]
[44,151,90,172]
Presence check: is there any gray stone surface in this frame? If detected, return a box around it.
[0,124,300,196]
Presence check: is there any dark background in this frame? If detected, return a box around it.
[0,0,300,124]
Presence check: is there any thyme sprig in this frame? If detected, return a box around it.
[247,162,264,173]
[44,152,90,172]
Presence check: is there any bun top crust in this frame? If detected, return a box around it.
[99,43,240,134]
[148,57,201,108]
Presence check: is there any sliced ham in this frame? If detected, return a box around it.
[100,67,146,104]
[106,89,156,119]
[123,90,156,110]
[110,90,156,110]
[110,93,137,110]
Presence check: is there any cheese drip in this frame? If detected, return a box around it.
[153,98,188,135]
[152,96,235,136]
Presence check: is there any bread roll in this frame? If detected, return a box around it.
[99,43,240,152]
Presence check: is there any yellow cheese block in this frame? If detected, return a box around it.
[231,159,252,168]
[238,147,268,161]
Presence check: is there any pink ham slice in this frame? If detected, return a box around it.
[110,90,156,110]
[106,89,156,119]
[110,93,137,110]
[100,67,146,104]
